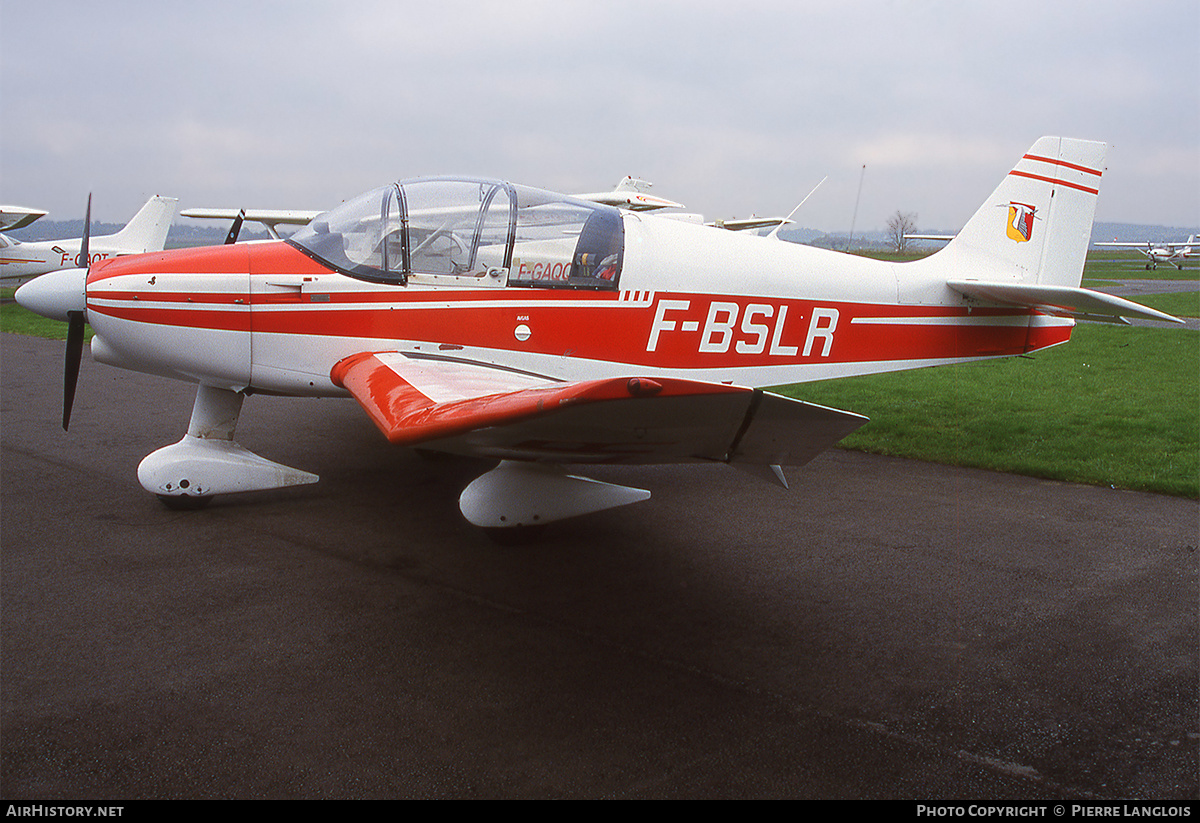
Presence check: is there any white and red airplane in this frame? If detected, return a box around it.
[1095,235,1196,270]
[0,195,178,286]
[15,137,1181,537]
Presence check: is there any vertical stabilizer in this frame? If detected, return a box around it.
[934,137,1106,288]
[107,195,179,253]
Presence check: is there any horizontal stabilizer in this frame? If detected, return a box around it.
[948,280,1183,324]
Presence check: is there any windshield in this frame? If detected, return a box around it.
[288,176,623,289]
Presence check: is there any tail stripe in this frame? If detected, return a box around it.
[1022,154,1103,177]
[1008,169,1099,196]
[911,136,1107,291]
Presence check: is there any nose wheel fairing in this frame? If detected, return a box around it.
[139,384,318,502]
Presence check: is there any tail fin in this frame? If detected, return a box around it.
[936,136,1106,288]
[106,195,179,253]
[919,137,1180,324]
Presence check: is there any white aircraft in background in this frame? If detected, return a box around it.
[572,176,686,212]
[1095,235,1196,270]
[0,196,178,286]
[578,176,792,232]
[182,177,789,243]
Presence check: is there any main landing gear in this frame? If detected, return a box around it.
[138,389,654,539]
[459,460,650,543]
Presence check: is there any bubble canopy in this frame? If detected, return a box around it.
[288,177,624,289]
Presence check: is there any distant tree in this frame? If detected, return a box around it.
[887,211,918,253]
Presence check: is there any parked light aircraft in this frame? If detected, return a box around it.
[15,137,1181,537]
[1095,235,1196,270]
[0,196,178,286]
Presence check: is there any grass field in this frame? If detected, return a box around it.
[773,323,1198,497]
[3,252,1197,498]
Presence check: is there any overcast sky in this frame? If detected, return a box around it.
[2,1,1197,233]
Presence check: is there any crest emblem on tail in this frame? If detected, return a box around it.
[1006,201,1037,243]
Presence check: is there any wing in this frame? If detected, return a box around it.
[330,351,867,466]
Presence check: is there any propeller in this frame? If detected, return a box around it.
[224,209,245,245]
[13,194,92,430]
[62,194,91,430]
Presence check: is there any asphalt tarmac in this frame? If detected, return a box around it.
[2,332,1196,799]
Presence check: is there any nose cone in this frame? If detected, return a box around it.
[15,267,87,321]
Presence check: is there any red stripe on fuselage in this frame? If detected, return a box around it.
[90,290,1067,368]
[85,240,1069,369]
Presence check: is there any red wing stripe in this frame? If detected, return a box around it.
[1008,170,1100,195]
[1022,153,1103,177]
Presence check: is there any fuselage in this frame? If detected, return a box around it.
[84,212,1072,397]
[0,234,130,286]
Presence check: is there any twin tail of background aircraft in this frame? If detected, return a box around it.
[14,137,1182,539]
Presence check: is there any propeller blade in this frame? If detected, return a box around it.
[63,310,85,430]
[224,209,246,245]
[64,193,92,430]
[76,193,92,267]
